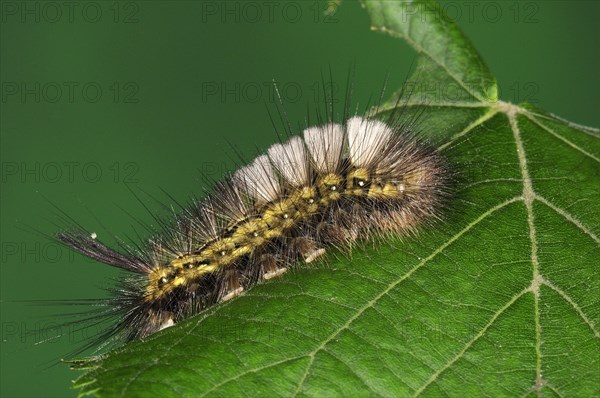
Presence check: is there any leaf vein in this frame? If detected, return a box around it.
[508,109,543,390]
[525,113,600,163]
[535,194,600,245]
[198,355,310,398]
[438,108,498,151]
[412,288,530,397]
[539,275,600,338]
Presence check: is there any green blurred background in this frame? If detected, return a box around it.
[1,1,598,396]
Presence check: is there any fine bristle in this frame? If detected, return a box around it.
[234,155,281,202]
[347,116,393,168]
[268,136,310,186]
[303,123,344,173]
[56,230,149,274]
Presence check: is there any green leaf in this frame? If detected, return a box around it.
[73,1,599,396]
[364,0,498,103]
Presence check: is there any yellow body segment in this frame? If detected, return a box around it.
[145,168,411,301]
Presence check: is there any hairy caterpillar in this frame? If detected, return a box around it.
[56,94,449,349]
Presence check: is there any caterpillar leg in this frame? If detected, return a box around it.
[289,236,326,263]
[260,253,288,280]
[221,287,244,301]
[219,270,245,301]
[263,267,288,280]
[158,318,175,331]
[305,248,326,263]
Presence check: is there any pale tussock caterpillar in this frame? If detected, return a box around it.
[54,78,450,353]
